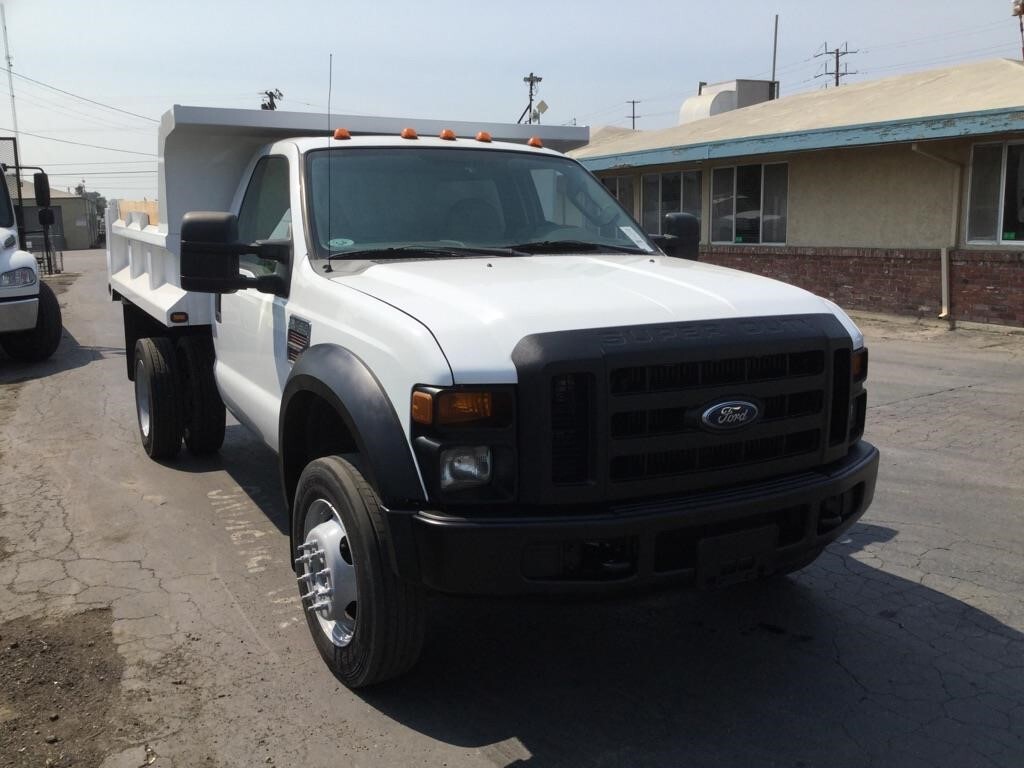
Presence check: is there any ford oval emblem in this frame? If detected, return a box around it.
[701,400,760,431]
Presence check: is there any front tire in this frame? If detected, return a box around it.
[0,281,63,362]
[133,337,182,460]
[293,457,425,688]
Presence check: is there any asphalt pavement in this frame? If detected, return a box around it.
[1,250,1021,768]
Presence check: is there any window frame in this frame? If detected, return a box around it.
[710,161,789,246]
[236,154,292,279]
[639,169,702,235]
[966,140,1024,247]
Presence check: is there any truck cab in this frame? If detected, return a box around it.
[108,107,878,688]
[0,169,62,362]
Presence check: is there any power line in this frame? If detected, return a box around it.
[862,42,1018,73]
[0,127,155,155]
[45,171,156,176]
[10,71,157,122]
[861,18,1007,52]
[4,81,148,130]
[40,160,152,166]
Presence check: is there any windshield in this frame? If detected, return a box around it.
[0,174,15,230]
[305,147,654,258]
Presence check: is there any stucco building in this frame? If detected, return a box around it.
[571,59,1024,327]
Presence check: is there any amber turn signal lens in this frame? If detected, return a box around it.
[527,136,543,148]
[333,127,351,140]
[475,131,492,142]
[400,127,418,139]
[169,312,188,323]
[411,391,434,425]
[437,392,492,425]
[439,128,456,140]
[851,348,868,382]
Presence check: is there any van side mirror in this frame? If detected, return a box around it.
[38,208,55,227]
[33,172,51,207]
[180,211,287,295]
[655,212,700,260]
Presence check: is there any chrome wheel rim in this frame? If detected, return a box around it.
[297,498,357,647]
[135,358,151,438]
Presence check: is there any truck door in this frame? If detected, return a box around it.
[214,154,293,447]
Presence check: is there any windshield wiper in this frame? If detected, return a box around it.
[501,240,647,255]
[325,245,515,261]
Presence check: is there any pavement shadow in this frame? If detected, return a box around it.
[170,424,290,536]
[0,325,123,383]
[358,522,1023,767]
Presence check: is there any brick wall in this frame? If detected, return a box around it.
[949,250,1024,326]
[700,245,1024,327]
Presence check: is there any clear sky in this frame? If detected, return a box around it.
[2,0,1020,200]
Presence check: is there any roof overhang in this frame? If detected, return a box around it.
[577,106,1024,172]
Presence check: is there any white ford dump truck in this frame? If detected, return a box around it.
[0,169,62,362]
[108,106,878,687]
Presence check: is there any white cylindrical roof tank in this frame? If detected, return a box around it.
[678,89,737,125]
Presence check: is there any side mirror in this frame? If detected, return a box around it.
[38,208,55,227]
[652,212,700,260]
[180,211,288,295]
[33,172,51,208]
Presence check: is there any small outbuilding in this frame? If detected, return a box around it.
[571,59,1024,327]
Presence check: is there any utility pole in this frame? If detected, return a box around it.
[815,42,858,87]
[1,4,18,138]
[770,14,779,99]
[1014,2,1024,61]
[625,100,641,130]
[260,89,283,110]
[518,72,543,124]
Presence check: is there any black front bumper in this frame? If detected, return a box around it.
[390,440,878,596]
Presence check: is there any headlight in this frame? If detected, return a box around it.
[440,446,492,490]
[0,267,37,288]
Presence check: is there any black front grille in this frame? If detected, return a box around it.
[611,351,824,395]
[513,314,859,506]
[609,429,821,482]
[603,347,828,487]
[550,373,592,484]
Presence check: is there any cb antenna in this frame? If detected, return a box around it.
[325,54,333,271]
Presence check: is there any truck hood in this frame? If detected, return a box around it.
[335,254,862,383]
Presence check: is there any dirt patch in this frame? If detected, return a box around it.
[0,609,123,768]
[41,274,79,297]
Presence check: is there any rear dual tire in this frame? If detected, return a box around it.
[133,335,225,460]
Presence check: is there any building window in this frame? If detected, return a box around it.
[967,142,1024,244]
[601,175,636,217]
[640,170,702,235]
[711,162,788,244]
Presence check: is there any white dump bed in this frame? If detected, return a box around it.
[107,105,589,327]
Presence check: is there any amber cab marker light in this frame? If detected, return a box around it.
[170,312,188,323]
[333,127,351,140]
[527,136,543,148]
[852,348,869,382]
[439,128,456,141]
[475,131,492,143]
[400,127,418,139]
[437,391,493,425]
[411,391,434,425]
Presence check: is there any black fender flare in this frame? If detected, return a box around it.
[279,344,426,555]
